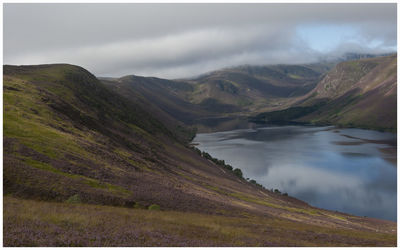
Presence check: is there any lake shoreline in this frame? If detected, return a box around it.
[193,125,397,221]
[194,114,397,134]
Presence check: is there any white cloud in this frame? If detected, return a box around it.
[4,3,397,78]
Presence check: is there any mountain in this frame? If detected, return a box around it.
[101,75,254,133]
[101,75,224,122]
[3,64,396,246]
[101,75,203,141]
[100,55,396,133]
[101,63,333,132]
[251,54,397,132]
[186,64,327,113]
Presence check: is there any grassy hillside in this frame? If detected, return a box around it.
[3,63,396,246]
[303,54,397,131]
[187,64,326,113]
[251,55,397,132]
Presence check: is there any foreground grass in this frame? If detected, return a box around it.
[3,197,396,247]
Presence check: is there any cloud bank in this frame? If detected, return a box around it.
[4,3,397,79]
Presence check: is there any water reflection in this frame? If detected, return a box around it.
[193,126,397,221]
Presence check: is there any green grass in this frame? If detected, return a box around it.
[3,196,396,247]
[148,204,161,210]
[66,194,82,204]
[4,77,93,160]
[82,178,131,196]
[5,72,133,198]
[113,148,155,173]
[288,73,304,79]
[113,148,132,158]
[237,98,253,107]
[201,184,328,218]
[17,155,131,197]
[229,192,323,216]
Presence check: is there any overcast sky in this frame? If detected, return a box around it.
[4,3,397,79]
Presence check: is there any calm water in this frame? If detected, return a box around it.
[193,126,397,221]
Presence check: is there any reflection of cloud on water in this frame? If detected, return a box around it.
[258,163,396,220]
[193,125,397,221]
[262,163,362,194]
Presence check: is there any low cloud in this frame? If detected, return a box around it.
[4,3,396,79]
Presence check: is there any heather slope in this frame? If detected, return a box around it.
[251,55,397,131]
[4,197,396,247]
[4,64,248,212]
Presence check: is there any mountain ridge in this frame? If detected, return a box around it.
[252,54,397,132]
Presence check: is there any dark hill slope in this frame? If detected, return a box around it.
[102,75,245,133]
[101,64,330,132]
[300,54,397,131]
[4,64,396,246]
[187,64,327,113]
[101,75,212,126]
[252,55,397,131]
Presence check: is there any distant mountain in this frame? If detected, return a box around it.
[101,63,334,132]
[185,53,393,114]
[341,52,393,61]
[102,55,396,132]
[186,64,327,113]
[252,54,397,131]
[317,52,395,64]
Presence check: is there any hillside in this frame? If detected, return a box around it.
[102,63,332,132]
[186,64,327,113]
[101,75,254,133]
[3,64,396,246]
[251,54,397,131]
[102,55,396,133]
[101,75,219,123]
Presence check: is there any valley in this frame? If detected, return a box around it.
[3,54,397,246]
[103,54,396,133]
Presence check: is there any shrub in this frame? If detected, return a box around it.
[225,164,233,171]
[233,168,243,179]
[274,189,281,194]
[202,152,212,160]
[193,147,202,155]
[66,194,81,204]
[256,183,265,189]
[148,204,160,211]
[133,202,146,209]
